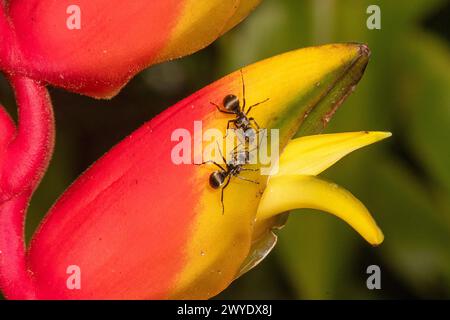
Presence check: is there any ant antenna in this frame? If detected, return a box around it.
[215,141,228,165]
[235,176,260,184]
[240,69,246,111]
[220,175,231,215]
[246,98,270,116]
[211,101,235,115]
[239,69,269,116]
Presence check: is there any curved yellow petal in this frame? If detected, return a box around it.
[220,0,263,35]
[257,175,384,245]
[156,0,240,63]
[277,131,392,176]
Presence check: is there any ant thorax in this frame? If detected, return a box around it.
[235,116,250,128]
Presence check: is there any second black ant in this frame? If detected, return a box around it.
[211,69,269,141]
[196,143,259,215]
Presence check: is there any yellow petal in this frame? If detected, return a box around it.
[156,0,240,63]
[276,131,392,176]
[220,0,263,35]
[257,175,384,245]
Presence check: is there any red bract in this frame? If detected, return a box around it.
[0,1,261,299]
[0,0,261,98]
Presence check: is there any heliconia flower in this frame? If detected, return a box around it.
[0,1,260,299]
[0,0,261,98]
[14,43,391,300]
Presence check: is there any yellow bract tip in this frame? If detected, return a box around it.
[276,131,392,176]
[257,175,384,246]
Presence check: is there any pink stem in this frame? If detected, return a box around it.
[0,103,15,150]
[0,191,35,299]
[0,76,55,299]
[0,4,16,155]
[0,76,55,202]
[0,1,14,70]
[0,103,15,179]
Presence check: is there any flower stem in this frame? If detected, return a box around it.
[0,76,55,299]
[0,103,15,153]
[0,191,35,299]
[0,76,55,202]
[0,2,14,70]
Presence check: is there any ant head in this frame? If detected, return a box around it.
[223,94,240,113]
[209,171,226,189]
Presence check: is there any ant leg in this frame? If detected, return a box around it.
[224,119,236,138]
[240,69,247,112]
[236,132,247,146]
[235,175,260,184]
[246,143,259,153]
[243,119,261,149]
[210,102,234,114]
[220,175,232,215]
[199,141,230,166]
[248,118,260,130]
[240,167,259,172]
[246,98,270,115]
[194,160,226,172]
[216,141,228,165]
[231,142,241,153]
[230,142,249,165]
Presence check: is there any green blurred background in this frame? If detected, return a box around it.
[1,0,449,299]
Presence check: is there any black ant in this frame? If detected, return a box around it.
[196,143,259,215]
[211,69,269,141]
